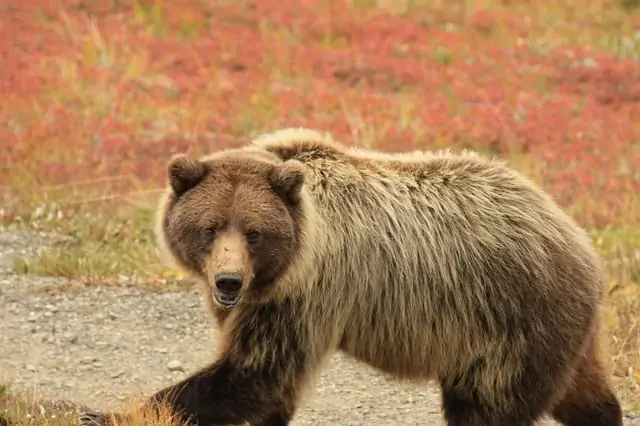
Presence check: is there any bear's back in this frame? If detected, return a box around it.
[250,129,602,381]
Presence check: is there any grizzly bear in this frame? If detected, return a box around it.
[79,128,623,426]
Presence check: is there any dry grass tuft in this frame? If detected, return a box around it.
[0,384,189,426]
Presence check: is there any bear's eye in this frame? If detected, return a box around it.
[202,227,218,240]
[246,230,261,245]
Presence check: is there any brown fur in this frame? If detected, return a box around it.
[80,128,623,426]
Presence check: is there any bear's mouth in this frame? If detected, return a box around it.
[213,289,241,308]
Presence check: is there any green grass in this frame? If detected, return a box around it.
[11,202,160,280]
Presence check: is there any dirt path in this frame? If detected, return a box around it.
[1,229,638,425]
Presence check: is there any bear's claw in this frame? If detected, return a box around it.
[77,411,125,426]
[77,412,105,426]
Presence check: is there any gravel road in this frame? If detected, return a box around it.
[1,228,638,425]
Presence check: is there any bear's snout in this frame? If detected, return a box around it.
[214,273,243,293]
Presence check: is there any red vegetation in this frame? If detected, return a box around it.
[1,0,639,227]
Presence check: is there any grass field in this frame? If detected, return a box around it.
[1,0,639,423]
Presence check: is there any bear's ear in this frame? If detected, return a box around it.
[167,154,207,196]
[269,160,306,203]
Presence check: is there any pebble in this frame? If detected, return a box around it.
[80,356,97,364]
[167,360,184,372]
[110,371,125,379]
[64,332,78,343]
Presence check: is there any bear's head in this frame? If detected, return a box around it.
[158,149,307,308]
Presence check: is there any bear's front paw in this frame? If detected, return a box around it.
[78,411,128,426]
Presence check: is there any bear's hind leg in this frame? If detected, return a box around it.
[550,337,623,426]
[440,384,537,426]
[439,349,568,426]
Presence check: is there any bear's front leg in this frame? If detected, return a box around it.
[78,300,325,426]
[78,358,294,425]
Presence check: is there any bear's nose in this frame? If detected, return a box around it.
[214,273,243,293]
